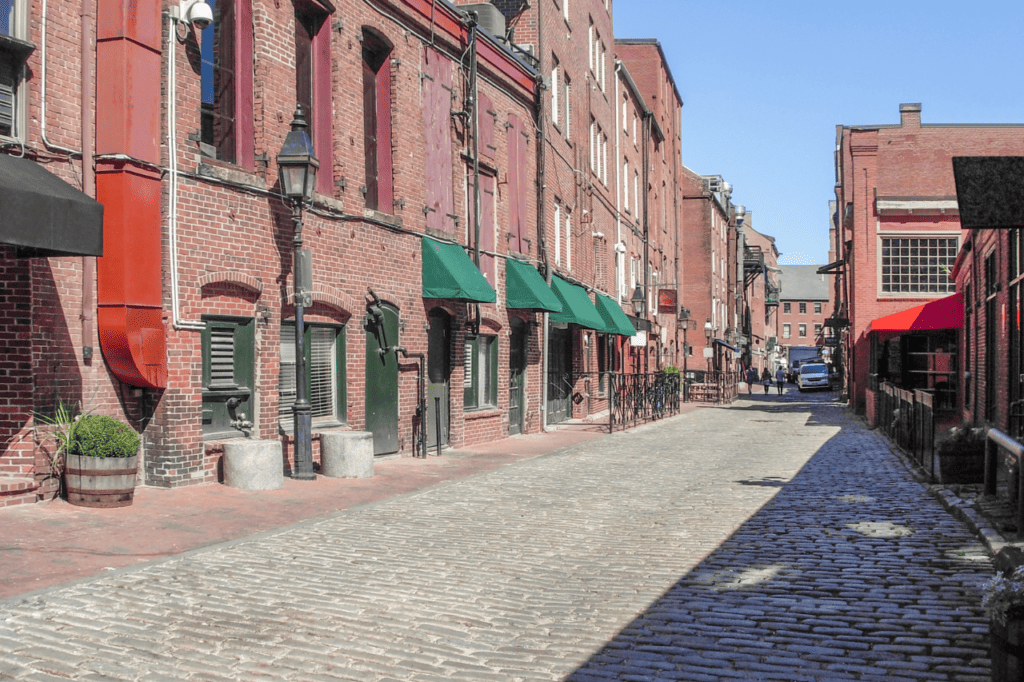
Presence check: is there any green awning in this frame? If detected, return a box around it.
[505,259,562,313]
[421,239,496,302]
[549,277,605,330]
[594,293,637,336]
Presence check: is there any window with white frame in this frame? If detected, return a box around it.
[880,236,958,294]
[563,72,571,140]
[623,159,629,212]
[550,61,559,126]
[279,322,346,427]
[617,248,625,300]
[0,0,31,140]
[554,201,562,266]
[622,99,628,131]
[464,335,497,408]
[798,323,807,337]
[799,302,806,314]
[633,170,639,222]
[564,207,572,270]
[588,21,594,71]
[783,323,791,339]
[589,117,597,171]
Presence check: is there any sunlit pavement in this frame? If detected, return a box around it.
[0,392,993,681]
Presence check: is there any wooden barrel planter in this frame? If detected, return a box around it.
[992,619,1024,681]
[65,453,139,508]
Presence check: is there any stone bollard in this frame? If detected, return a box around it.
[223,440,284,490]
[320,431,374,478]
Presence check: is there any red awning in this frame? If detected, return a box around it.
[866,293,964,334]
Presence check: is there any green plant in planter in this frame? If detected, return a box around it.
[936,422,987,484]
[70,415,140,458]
[984,566,1024,626]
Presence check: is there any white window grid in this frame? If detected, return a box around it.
[879,236,958,294]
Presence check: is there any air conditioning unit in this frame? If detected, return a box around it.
[461,3,506,39]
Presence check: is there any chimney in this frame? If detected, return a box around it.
[899,103,922,128]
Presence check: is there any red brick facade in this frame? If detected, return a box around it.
[834,103,1024,415]
[1,0,703,507]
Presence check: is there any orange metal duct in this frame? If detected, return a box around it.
[95,0,167,388]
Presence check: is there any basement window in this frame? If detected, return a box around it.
[201,316,255,439]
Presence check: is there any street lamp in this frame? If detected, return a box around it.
[630,284,645,317]
[678,307,690,402]
[277,105,319,480]
[704,317,713,375]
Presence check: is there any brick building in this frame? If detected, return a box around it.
[777,264,832,358]
[1,0,699,507]
[950,157,1024,437]
[679,166,743,376]
[743,221,781,373]
[834,103,1024,417]
[0,0,561,506]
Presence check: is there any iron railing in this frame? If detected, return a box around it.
[876,380,939,481]
[686,371,740,405]
[609,372,681,432]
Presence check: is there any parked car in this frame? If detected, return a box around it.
[797,363,830,392]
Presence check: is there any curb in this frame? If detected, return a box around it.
[880,422,1013,556]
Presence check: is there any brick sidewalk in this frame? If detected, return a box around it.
[0,409,704,600]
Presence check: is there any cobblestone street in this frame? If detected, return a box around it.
[0,393,995,681]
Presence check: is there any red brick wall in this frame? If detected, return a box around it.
[836,105,1024,412]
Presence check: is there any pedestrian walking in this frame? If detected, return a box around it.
[775,366,786,394]
[745,367,757,395]
[761,368,771,394]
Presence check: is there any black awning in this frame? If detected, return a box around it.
[953,156,1024,230]
[0,154,103,256]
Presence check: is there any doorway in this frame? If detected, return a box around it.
[365,301,399,455]
[508,318,527,435]
[547,326,572,424]
[426,309,451,450]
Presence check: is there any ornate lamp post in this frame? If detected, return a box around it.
[678,307,690,401]
[631,285,645,374]
[277,105,319,480]
[704,317,713,375]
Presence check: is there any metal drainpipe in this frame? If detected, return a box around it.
[468,16,482,335]
[81,0,95,364]
[534,3,550,432]
[642,112,651,373]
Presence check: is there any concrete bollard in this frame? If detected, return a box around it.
[223,440,284,490]
[320,431,374,478]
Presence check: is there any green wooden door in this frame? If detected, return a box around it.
[365,303,399,455]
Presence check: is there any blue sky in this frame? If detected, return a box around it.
[613,0,1024,265]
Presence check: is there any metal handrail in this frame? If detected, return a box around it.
[985,429,1024,537]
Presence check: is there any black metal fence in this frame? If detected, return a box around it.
[877,381,937,479]
[609,372,682,432]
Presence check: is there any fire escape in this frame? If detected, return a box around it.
[740,244,765,349]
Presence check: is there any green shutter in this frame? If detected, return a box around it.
[201,317,254,438]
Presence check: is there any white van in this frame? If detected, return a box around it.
[797,363,829,392]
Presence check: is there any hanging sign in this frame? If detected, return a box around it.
[657,289,677,314]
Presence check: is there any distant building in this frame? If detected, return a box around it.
[778,265,833,360]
